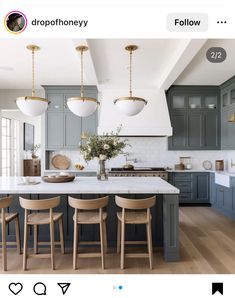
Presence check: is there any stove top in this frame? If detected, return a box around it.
[110,167,166,172]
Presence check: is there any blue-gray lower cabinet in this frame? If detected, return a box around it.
[169,172,210,203]
[210,176,235,219]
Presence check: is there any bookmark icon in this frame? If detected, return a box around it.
[57,283,71,295]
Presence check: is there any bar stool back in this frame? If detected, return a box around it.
[115,196,156,269]
[19,196,64,271]
[68,196,108,270]
[0,196,21,271]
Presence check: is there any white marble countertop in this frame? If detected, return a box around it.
[0,176,179,194]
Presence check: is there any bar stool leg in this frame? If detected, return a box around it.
[23,225,29,271]
[103,220,107,254]
[100,220,105,270]
[34,225,38,254]
[117,219,121,254]
[59,218,65,254]
[73,221,78,270]
[2,221,7,271]
[120,220,125,270]
[15,216,21,255]
[146,222,153,270]
[50,220,55,270]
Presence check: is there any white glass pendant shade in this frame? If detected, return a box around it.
[16,96,48,117]
[114,97,147,116]
[67,97,99,117]
[67,45,99,117]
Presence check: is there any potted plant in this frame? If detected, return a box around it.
[31,144,40,159]
[80,127,128,180]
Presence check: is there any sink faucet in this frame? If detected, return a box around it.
[124,153,137,163]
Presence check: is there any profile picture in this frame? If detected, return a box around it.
[5,11,27,33]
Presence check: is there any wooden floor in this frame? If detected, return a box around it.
[1,206,235,274]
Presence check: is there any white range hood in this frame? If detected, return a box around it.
[98,88,172,136]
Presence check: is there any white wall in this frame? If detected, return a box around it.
[0,89,44,175]
[1,110,42,175]
[48,137,235,172]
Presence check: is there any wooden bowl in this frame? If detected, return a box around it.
[42,175,75,183]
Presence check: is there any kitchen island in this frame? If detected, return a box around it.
[0,177,180,262]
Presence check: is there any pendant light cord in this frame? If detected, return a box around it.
[32,48,35,97]
[129,48,132,97]
[80,48,84,98]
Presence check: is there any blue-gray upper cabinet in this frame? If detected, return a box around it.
[167,86,220,150]
[64,111,82,149]
[220,76,235,149]
[46,112,64,149]
[44,86,98,150]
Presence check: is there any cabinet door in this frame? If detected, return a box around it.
[47,93,64,111]
[169,113,187,149]
[64,112,82,149]
[188,113,203,148]
[204,112,220,148]
[221,109,235,149]
[193,173,209,202]
[216,185,233,211]
[46,112,64,149]
[81,112,97,137]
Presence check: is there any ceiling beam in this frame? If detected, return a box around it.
[158,39,207,90]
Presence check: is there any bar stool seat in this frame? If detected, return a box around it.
[69,196,109,270]
[115,195,156,270]
[0,212,18,223]
[0,196,21,271]
[74,211,107,224]
[117,211,152,224]
[20,196,64,271]
[28,212,63,225]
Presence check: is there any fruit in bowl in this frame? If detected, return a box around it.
[75,163,85,170]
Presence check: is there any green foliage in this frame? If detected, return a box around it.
[80,126,129,161]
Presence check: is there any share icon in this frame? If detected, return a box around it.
[57,283,71,295]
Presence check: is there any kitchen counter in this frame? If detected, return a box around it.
[0,176,180,194]
[168,169,235,177]
[0,176,179,262]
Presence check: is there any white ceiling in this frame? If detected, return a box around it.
[174,39,235,86]
[0,38,235,90]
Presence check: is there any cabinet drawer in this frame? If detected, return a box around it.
[174,181,192,192]
[174,173,192,181]
[179,193,193,202]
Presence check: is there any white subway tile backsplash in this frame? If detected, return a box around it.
[48,137,235,171]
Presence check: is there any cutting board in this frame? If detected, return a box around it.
[51,154,71,170]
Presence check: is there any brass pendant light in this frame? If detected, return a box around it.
[16,45,49,116]
[114,45,147,116]
[67,46,100,117]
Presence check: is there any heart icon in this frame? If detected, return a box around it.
[9,283,23,295]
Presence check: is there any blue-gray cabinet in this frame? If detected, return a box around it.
[220,76,235,149]
[210,175,235,219]
[44,86,98,150]
[167,86,220,150]
[168,172,210,203]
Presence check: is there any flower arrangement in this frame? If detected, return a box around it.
[80,126,128,162]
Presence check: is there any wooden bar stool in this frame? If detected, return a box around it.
[115,196,156,270]
[0,196,21,271]
[68,196,108,270]
[19,196,64,271]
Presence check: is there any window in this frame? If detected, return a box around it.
[1,117,20,176]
